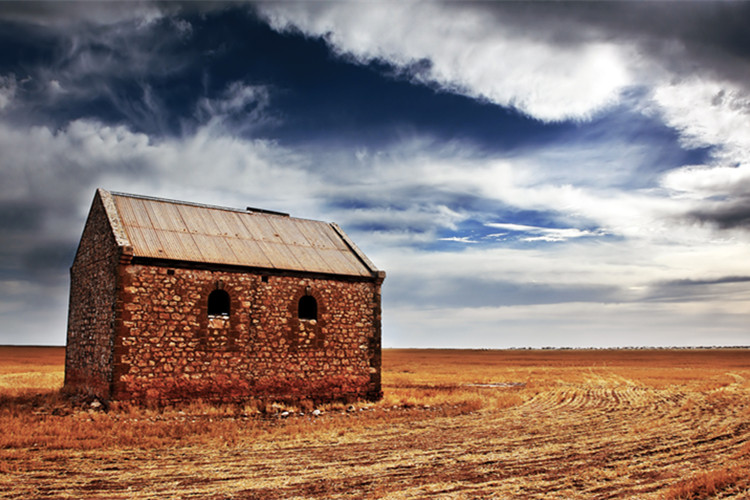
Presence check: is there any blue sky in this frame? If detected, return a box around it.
[1,2,749,347]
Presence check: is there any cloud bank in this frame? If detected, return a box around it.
[0,2,749,347]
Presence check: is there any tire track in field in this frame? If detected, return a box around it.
[5,375,749,499]
[183,379,749,499]
[490,378,750,499]
[234,377,749,499]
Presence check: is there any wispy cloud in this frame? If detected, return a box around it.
[439,236,478,244]
[0,76,16,111]
[485,223,606,243]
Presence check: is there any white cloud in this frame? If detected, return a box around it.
[259,2,632,122]
[651,78,750,164]
[649,78,750,230]
[3,111,749,346]
[662,164,750,199]
[0,114,325,256]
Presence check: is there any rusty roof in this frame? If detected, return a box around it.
[97,189,381,278]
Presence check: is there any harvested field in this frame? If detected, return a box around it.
[1,346,749,498]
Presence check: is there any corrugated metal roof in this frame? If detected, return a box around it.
[101,189,380,278]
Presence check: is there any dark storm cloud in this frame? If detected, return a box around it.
[22,242,76,275]
[0,201,44,231]
[481,1,750,87]
[668,276,750,286]
[689,197,750,230]
[646,276,750,303]
[606,2,750,85]
[0,201,80,282]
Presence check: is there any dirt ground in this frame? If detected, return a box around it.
[1,347,749,499]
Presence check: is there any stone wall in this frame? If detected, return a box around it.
[64,192,121,400]
[111,263,383,404]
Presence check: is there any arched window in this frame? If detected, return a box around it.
[298,295,317,321]
[208,289,230,317]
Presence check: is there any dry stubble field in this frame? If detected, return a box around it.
[1,347,749,499]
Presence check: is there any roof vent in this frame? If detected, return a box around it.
[245,206,290,217]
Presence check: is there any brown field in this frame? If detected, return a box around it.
[1,346,749,499]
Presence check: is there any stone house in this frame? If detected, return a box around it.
[64,189,385,404]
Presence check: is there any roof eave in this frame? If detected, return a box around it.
[128,255,381,282]
[329,223,383,279]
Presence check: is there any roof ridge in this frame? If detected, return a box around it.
[109,190,292,218]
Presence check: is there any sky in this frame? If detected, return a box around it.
[1,1,749,348]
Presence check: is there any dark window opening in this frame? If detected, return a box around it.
[261,275,269,283]
[298,295,317,321]
[208,289,230,317]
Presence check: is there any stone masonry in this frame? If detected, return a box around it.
[111,265,383,402]
[64,192,121,399]
[64,190,384,404]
